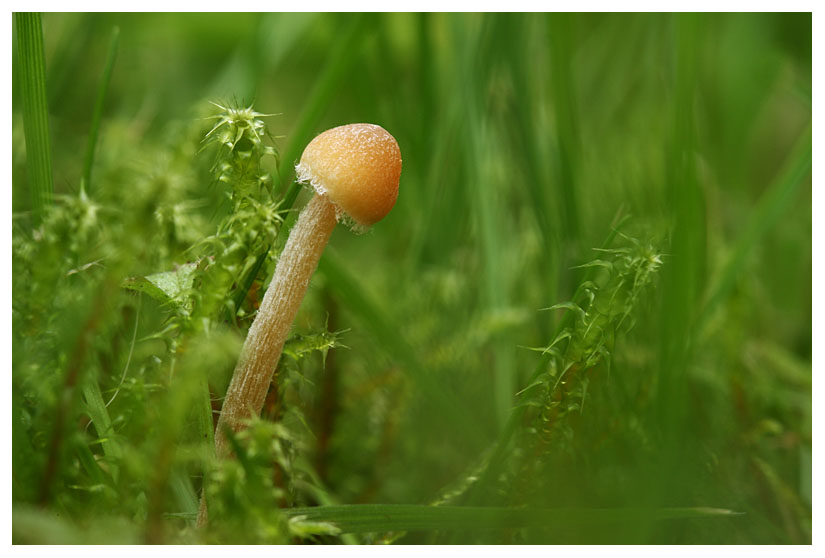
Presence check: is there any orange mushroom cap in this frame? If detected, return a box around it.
[296,123,402,227]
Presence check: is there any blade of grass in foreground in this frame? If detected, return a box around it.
[81,380,123,481]
[16,12,54,220]
[282,504,740,534]
[82,26,119,193]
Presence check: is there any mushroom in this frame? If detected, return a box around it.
[213,123,401,460]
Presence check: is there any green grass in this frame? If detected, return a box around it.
[81,26,119,193]
[12,13,811,544]
[15,12,54,220]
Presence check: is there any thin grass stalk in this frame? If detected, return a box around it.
[505,14,559,319]
[81,380,122,481]
[696,125,812,334]
[82,26,120,193]
[461,16,515,428]
[657,12,706,403]
[648,13,707,536]
[547,13,582,245]
[16,12,54,221]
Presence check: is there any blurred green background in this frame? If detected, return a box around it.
[12,13,811,544]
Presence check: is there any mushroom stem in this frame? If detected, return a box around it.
[199,123,400,527]
[215,193,338,459]
[198,193,336,526]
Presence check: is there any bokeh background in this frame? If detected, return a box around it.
[12,13,811,543]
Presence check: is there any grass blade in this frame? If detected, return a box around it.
[15,12,54,220]
[696,125,812,333]
[283,504,740,534]
[458,15,515,427]
[547,13,582,243]
[82,26,120,193]
[81,380,123,481]
[649,13,708,515]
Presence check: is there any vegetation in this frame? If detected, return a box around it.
[12,13,811,544]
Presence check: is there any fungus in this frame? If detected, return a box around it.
[213,123,401,460]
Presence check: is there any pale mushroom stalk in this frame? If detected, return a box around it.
[214,193,337,459]
[199,123,401,526]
